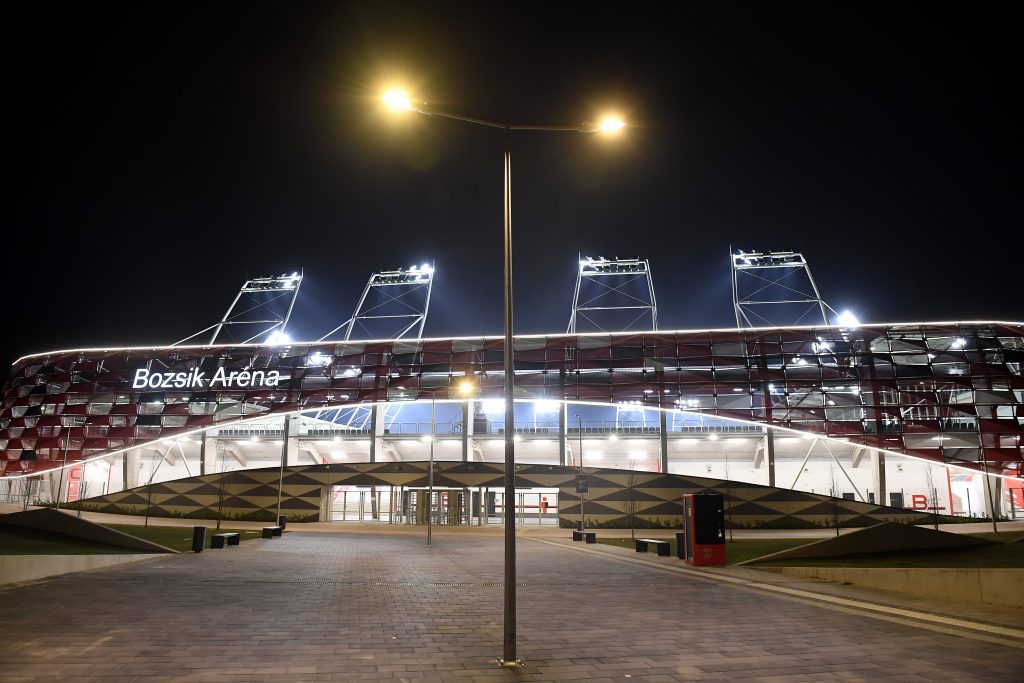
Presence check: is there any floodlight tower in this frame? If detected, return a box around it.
[319,263,434,342]
[568,256,658,334]
[174,271,303,345]
[730,249,836,328]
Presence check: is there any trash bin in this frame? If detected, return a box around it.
[278,514,287,529]
[192,526,207,553]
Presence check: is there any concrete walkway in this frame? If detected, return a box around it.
[1,523,1022,682]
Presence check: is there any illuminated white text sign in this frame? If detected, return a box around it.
[132,367,282,389]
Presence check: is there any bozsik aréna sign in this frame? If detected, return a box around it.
[132,367,283,389]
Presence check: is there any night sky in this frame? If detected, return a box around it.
[7,2,1021,372]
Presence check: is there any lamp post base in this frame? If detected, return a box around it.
[493,658,525,669]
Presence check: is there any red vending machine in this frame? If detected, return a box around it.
[682,493,726,566]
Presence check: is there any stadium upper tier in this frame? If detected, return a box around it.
[2,321,1022,477]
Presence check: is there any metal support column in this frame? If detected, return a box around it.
[124,450,140,490]
[558,404,568,466]
[659,410,668,473]
[764,427,776,487]
[199,431,208,476]
[872,451,886,506]
[462,399,472,462]
[369,404,382,463]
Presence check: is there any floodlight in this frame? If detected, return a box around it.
[267,330,291,345]
[835,310,860,327]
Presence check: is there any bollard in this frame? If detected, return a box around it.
[192,526,207,553]
[278,514,287,530]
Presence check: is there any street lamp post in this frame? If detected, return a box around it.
[383,91,623,667]
[576,413,585,531]
[427,394,435,546]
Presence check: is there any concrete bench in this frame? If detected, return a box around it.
[261,526,283,539]
[572,530,596,544]
[211,532,240,549]
[635,538,670,556]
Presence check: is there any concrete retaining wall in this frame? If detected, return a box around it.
[773,567,1024,609]
[0,554,163,586]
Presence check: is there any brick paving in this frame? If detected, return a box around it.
[1,528,1022,682]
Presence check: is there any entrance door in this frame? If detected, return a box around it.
[329,485,395,522]
[488,488,559,525]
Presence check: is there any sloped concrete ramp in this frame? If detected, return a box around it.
[1,507,176,553]
[743,521,996,564]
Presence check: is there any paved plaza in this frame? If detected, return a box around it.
[1,525,1023,682]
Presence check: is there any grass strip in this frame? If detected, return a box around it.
[0,526,143,555]
[595,537,810,565]
[103,524,263,553]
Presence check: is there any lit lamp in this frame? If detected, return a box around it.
[383,88,624,667]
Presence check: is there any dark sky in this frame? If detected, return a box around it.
[7,2,1021,371]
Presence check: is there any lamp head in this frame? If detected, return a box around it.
[382,89,414,111]
[595,116,626,134]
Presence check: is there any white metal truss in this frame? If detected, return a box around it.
[731,249,836,328]
[174,272,303,346]
[567,256,658,334]
[320,263,434,342]
[616,400,648,429]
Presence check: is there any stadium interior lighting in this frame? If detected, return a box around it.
[534,400,561,413]
[308,352,331,367]
[835,310,860,327]
[482,399,505,415]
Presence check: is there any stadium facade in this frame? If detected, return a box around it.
[3,320,1022,525]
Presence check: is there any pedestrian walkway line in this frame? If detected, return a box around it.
[528,536,1024,647]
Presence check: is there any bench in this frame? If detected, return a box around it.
[635,538,671,556]
[211,532,240,549]
[261,526,283,539]
[572,530,596,544]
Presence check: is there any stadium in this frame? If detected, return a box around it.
[2,251,1021,528]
